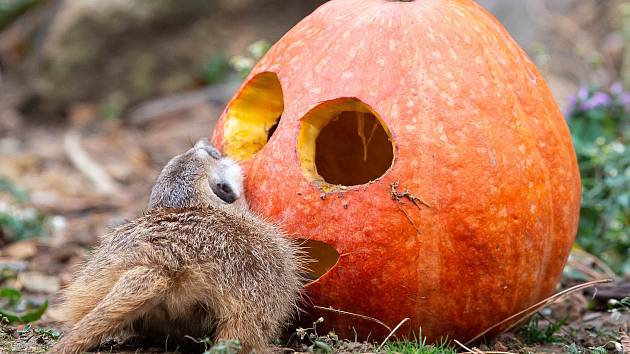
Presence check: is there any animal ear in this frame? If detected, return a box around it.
[195,138,222,159]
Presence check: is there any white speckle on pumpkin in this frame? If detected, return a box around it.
[450,82,459,91]
[475,57,483,65]
[445,72,454,80]
[405,124,416,132]
[518,144,526,154]
[432,51,442,60]
[436,122,445,134]
[498,207,508,217]
[389,40,397,51]
[406,99,414,108]
[377,57,385,67]
[341,72,354,80]
[530,204,537,213]
[309,87,321,94]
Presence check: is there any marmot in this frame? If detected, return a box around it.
[50,139,305,354]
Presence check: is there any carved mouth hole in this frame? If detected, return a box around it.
[297,239,340,284]
[222,72,283,160]
[298,98,395,187]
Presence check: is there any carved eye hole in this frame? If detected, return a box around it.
[222,72,284,161]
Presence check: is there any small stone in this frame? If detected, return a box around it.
[18,272,60,294]
[2,239,38,260]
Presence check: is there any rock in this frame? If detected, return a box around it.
[18,271,60,294]
[2,239,37,259]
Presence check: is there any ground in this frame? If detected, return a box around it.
[0,91,628,353]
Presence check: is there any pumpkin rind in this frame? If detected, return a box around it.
[212,0,580,342]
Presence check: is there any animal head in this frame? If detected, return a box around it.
[148,138,247,210]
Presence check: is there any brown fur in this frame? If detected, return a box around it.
[50,140,305,354]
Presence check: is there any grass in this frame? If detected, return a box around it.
[519,314,568,344]
[382,337,457,354]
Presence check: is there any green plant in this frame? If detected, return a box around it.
[204,339,241,354]
[230,40,272,78]
[382,336,456,354]
[201,52,231,85]
[519,314,567,344]
[184,336,242,354]
[565,83,630,274]
[295,317,337,353]
[0,178,29,203]
[565,342,581,354]
[0,288,48,324]
[564,343,617,354]
[0,177,47,243]
[608,296,630,321]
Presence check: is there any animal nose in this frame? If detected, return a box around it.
[212,182,237,203]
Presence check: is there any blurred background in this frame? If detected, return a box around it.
[0,0,628,352]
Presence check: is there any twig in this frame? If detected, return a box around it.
[465,278,613,345]
[313,305,392,334]
[454,340,483,354]
[566,258,607,281]
[376,317,409,351]
[63,129,120,195]
[571,248,620,282]
[396,204,422,235]
[390,181,431,208]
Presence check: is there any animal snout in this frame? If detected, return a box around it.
[212,182,238,203]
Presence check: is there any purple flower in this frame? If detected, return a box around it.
[611,82,624,96]
[621,93,630,111]
[564,94,577,119]
[579,92,611,111]
[577,86,589,101]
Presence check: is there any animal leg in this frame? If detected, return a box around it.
[50,266,169,354]
[215,314,272,354]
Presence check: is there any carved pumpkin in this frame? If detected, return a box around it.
[211,0,581,342]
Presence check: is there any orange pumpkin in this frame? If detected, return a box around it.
[211,0,581,342]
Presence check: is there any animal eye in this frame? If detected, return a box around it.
[206,147,221,160]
